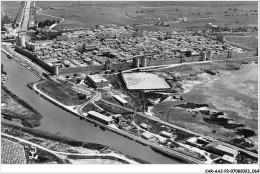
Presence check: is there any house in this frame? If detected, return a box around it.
[140,123,148,130]
[221,155,237,164]
[206,142,238,158]
[113,95,128,106]
[141,132,153,140]
[87,111,113,125]
[160,131,172,138]
[86,75,109,88]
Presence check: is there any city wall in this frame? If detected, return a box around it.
[15,46,54,73]
[58,50,256,75]
[14,46,257,75]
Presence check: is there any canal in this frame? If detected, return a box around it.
[1,52,181,164]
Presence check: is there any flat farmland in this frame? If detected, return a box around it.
[1,1,21,19]
[225,36,258,50]
[1,1,257,30]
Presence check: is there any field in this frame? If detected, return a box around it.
[225,36,258,50]
[36,80,90,106]
[122,72,171,90]
[1,138,27,164]
[2,1,257,31]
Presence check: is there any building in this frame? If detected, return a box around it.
[206,143,238,158]
[87,111,113,125]
[221,155,237,164]
[113,95,128,106]
[111,114,122,123]
[160,131,173,138]
[140,123,149,130]
[86,75,109,88]
[141,131,153,140]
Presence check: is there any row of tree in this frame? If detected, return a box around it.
[37,19,60,28]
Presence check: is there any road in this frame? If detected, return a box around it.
[21,1,31,31]
[32,81,204,163]
[100,99,258,159]
[1,133,139,164]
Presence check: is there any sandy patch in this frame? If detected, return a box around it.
[122,72,170,90]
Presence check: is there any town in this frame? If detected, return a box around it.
[1,1,258,168]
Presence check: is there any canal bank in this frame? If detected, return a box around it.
[1,52,182,164]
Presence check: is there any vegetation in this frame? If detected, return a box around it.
[1,85,43,127]
[1,15,13,30]
[1,138,26,164]
[37,19,58,28]
[37,80,90,106]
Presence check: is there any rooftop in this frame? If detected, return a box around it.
[87,111,113,122]
[87,75,108,83]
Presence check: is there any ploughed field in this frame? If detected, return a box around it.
[1,138,27,164]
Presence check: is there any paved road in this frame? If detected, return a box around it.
[21,1,31,31]
[2,133,138,164]
[100,99,258,158]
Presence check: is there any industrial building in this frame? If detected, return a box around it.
[160,131,173,138]
[113,95,128,106]
[86,74,109,88]
[206,143,238,158]
[87,111,113,125]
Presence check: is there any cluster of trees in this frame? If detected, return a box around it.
[136,9,155,13]
[37,19,60,28]
[32,31,62,41]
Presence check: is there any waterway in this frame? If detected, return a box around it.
[1,52,181,164]
[153,62,258,150]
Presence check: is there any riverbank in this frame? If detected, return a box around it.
[1,122,146,164]
[1,85,43,128]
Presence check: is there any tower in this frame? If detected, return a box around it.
[140,57,146,67]
[133,57,140,68]
[105,59,112,70]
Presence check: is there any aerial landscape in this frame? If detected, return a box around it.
[1,0,259,169]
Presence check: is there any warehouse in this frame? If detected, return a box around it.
[86,75,109,88]
[87,111,113,125]
[160,131,173,138]
[113,95,128,106]
[206,143,238,157]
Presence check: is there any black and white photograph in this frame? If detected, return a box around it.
[1,1,259,173]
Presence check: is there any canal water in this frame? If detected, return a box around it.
[1,53,181,164]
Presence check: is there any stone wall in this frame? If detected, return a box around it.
[14,46,54,74]
[16,45,257,75]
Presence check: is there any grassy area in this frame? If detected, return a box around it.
[225,36,258,50]
[1,123,149,164]
[2,1,255,30]
[1,85,43,127]
[36,80,89,106]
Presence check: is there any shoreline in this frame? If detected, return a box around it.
[1,122,148,164]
